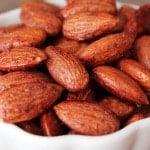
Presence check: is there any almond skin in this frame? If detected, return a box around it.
[46,46,89,92]
[98,96,134,119]
[21,10,62,36]
[134,35,150,70]
[118,58,150,92]
[40,110,67,136]
[63,12,119,41]
[61,2,116,18]
[0,71,53,93]
[54,100,120,136]
[0,27,47,52]
[0,82,63,123]
[93,66,149,105]
[0,47,47,71]
[77,17,137,67]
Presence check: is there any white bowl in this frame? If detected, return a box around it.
[0,1,149,150]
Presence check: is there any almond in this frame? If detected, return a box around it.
[134,35,150,70]
[0,82,63,123]
[0,27,47,51]
[63,12,119,41]
[0,71,53,93]
[0,47,47,71]
[54,100,120,136]
[46,46,89,92]
[61,2,116,18]
[40,110,67,136]
[118,58,150,92]
[93,66,149,105]
[21,10,62,36]
[98,96,134,119]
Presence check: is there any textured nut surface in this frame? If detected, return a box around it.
[63,12,119,41]
[55,100,120,136]
[0,82,63,123]
[93,66,149,105]
[46,46,89,92]
[0,47,47,71]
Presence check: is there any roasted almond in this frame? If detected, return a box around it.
[46,46,89,92]
[93,66,149,105]
[98,96,134,119]
[0,82,63,123]
[40,110,67,136]
[0,27,47,51]
[0,47,47,71]
[134,35,150,70]
[54,100,120,136]
[21,10,62,36]
[63,12,119,41]
[0,71,53,93]
[118,58,150,92]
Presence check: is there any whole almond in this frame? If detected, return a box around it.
[63,12,119,41]
[54,100,120,136]
[98,96,134,119]
[61,2,116,18]
[134,35,150,70]
[0,71,53,93]
[93,66,149,105]
[0,27,47,51]
[0,82,63,123]
[21,10,62,36]
[46,46,89,92]
[118,58,150,92]
[0,47,47,71]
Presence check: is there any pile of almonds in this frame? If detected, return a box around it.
[0,0,150,136]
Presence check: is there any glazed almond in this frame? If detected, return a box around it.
[0,27,47,51]
[118,58,150,92]
[54,100,120,136]
[46,46,89,92]
[0,47,47,71]
[93,66,149,105]
[0,82,63,123]
[63,12,119,41]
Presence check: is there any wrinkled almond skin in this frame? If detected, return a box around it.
[0,27,47,52]
[54,36,88,55]
[46,46,89,92]
[118,58,150,92]
[66,83,96,101]
[93,66,149,105]
[54,100,120,136]
[0,82,63,123]
[40,110,67,136]
[0,71,53,93]
[63,12,119,41]
[21,10,62,36]
[61,2,116,18]
[134,35,150,70]
[0,47,47,71]
[77,17,137,67]
[98,96,134,119]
